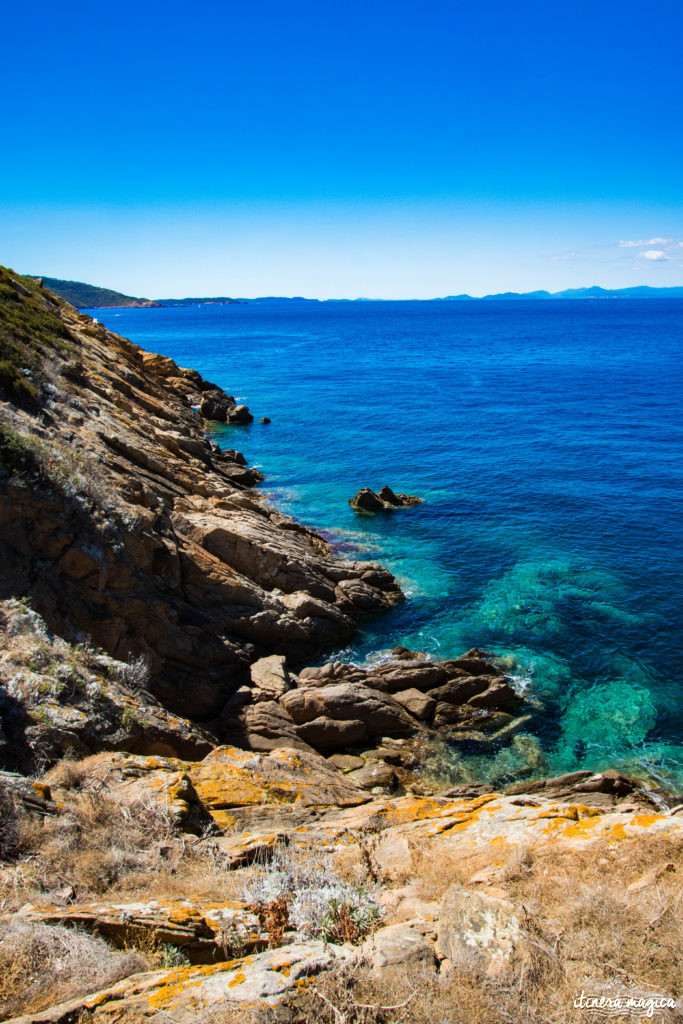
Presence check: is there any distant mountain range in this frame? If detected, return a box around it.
[443,285,683,300]
[32,276,683,308]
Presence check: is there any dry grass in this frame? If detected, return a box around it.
[1,742,681,1023]
[504,835,683,1002]
[0,919,149,1018]
[0,785,247,911]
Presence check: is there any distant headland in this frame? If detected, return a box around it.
[30,275,683,308]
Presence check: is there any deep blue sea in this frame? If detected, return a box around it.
[90,300,683,791]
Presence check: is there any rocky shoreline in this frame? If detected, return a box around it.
[0,269,681,1023]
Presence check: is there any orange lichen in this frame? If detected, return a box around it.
[560,816,603,839]
[630,814,662,829]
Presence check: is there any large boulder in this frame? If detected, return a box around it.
[377,485,423,507]
[249,655,292,700]
[281,683,417,740]
[436,887,530,979]
[369,660,449,694]
[391,688,436,722]
[227,404,253,424]
[349,488,385,512]
[297,716,368,751]
[198,394,236,420]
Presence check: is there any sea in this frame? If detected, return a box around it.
[88,299,683,792]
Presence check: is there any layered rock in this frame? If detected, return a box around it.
[9,897,267,965]
[0,269,403,732]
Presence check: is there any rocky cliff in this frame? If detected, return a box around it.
[0,267,401,728]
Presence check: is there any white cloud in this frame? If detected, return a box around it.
[642,250,667,261]
[619,237,673,248]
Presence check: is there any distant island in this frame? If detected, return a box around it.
[30,276,683,308]
[156,296,242,306]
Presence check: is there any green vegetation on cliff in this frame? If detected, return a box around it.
[0,267,73,408]
[33,276,159,309]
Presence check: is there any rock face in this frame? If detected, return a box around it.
[349,485,423,512]
[0,269,403,733]
[10,897,267,964]
[0,600,214,772]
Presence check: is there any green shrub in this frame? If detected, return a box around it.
[0,266,76,412]
[0,361,39,408]
[0,422,42,478]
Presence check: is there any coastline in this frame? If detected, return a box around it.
[1,271,682,1022]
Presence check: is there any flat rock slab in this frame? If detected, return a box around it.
[3,942,356,1023]
[204,791,683,868]
[9,897,265,964]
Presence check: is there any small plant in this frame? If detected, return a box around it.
[120,708,139,729]
[240,845,382,947]
[112,653,151,692]
[158,944,191,969]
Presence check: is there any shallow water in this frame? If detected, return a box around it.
[91,299,683,789]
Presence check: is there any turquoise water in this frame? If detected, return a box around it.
[91,300,683,790]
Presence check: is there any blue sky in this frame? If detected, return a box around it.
[2,0,682,298]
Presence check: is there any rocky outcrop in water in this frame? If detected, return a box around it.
[350,485,423,512]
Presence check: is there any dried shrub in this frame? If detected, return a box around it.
[0,919,148,1017]
[16,790,177,897]
[251,895,291,948]
[0,781,19,861]
[111,652,151,692]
